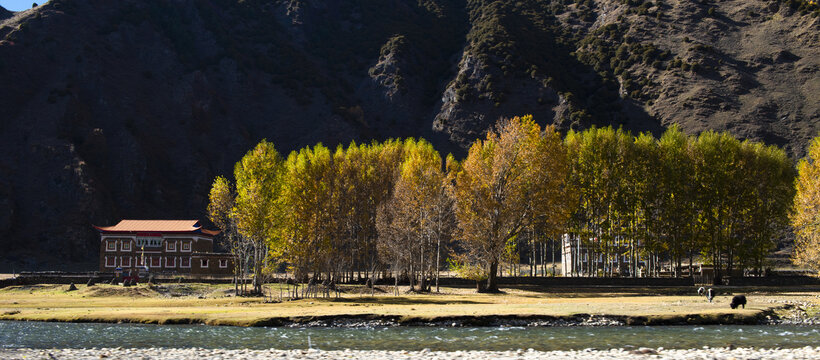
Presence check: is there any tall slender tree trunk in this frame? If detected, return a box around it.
[532,237,536,277]
[394,269,399,296]
[548,239,552,277]
[435,235,441,293]
[409,263,415,291]
[543,241,547,277]
[486,261,499,292]
[630,238,634,278]
[688,251,693,278]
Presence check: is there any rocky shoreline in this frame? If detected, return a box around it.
[763,299,820,326]
[237,299,820,327]
[275,314,627,328]
[2,347,820,360]
[0,310,788,328]
[236,310,772,327]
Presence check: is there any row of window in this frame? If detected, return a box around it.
[105,239,192,252]
[135,237,163,248]
[104,256,228,269]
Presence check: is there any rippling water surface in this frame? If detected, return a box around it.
[1,321,818,351]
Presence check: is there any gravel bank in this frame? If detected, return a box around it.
[2,347,820,360]
[286,314,626,327]
[764,298,820,325]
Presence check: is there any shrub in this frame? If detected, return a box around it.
[570,109,591,123]
[448,258,488,284]
[623,78,634,91]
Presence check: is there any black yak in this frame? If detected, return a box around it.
[706,288,714,303]
[730,295,747,309]
[697,287,705,296]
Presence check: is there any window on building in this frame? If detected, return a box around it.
[165,257,176,268]
[181,258,190,268]
[121,241,131,251]
[150,257,160,268]
[181,241,191,252]
[106,241,116,251]
[219,259,228,268]
[136,236,162,248]
[166,241,176,252]
[200,259,209,268]
[105,256,116,267]
[121,257,131,267]
[136,257,145,266]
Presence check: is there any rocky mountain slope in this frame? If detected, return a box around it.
[0,0,817,270]
[0,6,12,21]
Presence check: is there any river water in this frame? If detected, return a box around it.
[1,321,818,351]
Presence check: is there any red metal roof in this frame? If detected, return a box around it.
[94,220,219,236]
[200,229,221,236]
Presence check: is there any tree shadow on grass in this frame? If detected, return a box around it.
[322,297,488,305]
[500,285,696,298]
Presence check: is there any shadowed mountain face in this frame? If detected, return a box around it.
[0,0,817,270]
[0,6,11,21]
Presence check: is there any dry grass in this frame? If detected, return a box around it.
[0,283,816,327]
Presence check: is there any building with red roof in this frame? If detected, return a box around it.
[94,220,234,275]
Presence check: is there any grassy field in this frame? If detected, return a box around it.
[0,283,816,327]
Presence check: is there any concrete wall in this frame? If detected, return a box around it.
[190,254,234,275]
[0,272,237,287]
[723,276,820,286]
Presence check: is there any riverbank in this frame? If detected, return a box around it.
[3,347,820,360]
[1,283,817,327]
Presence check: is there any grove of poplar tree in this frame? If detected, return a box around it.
[209,116,795,293]
[792,136,820,272]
